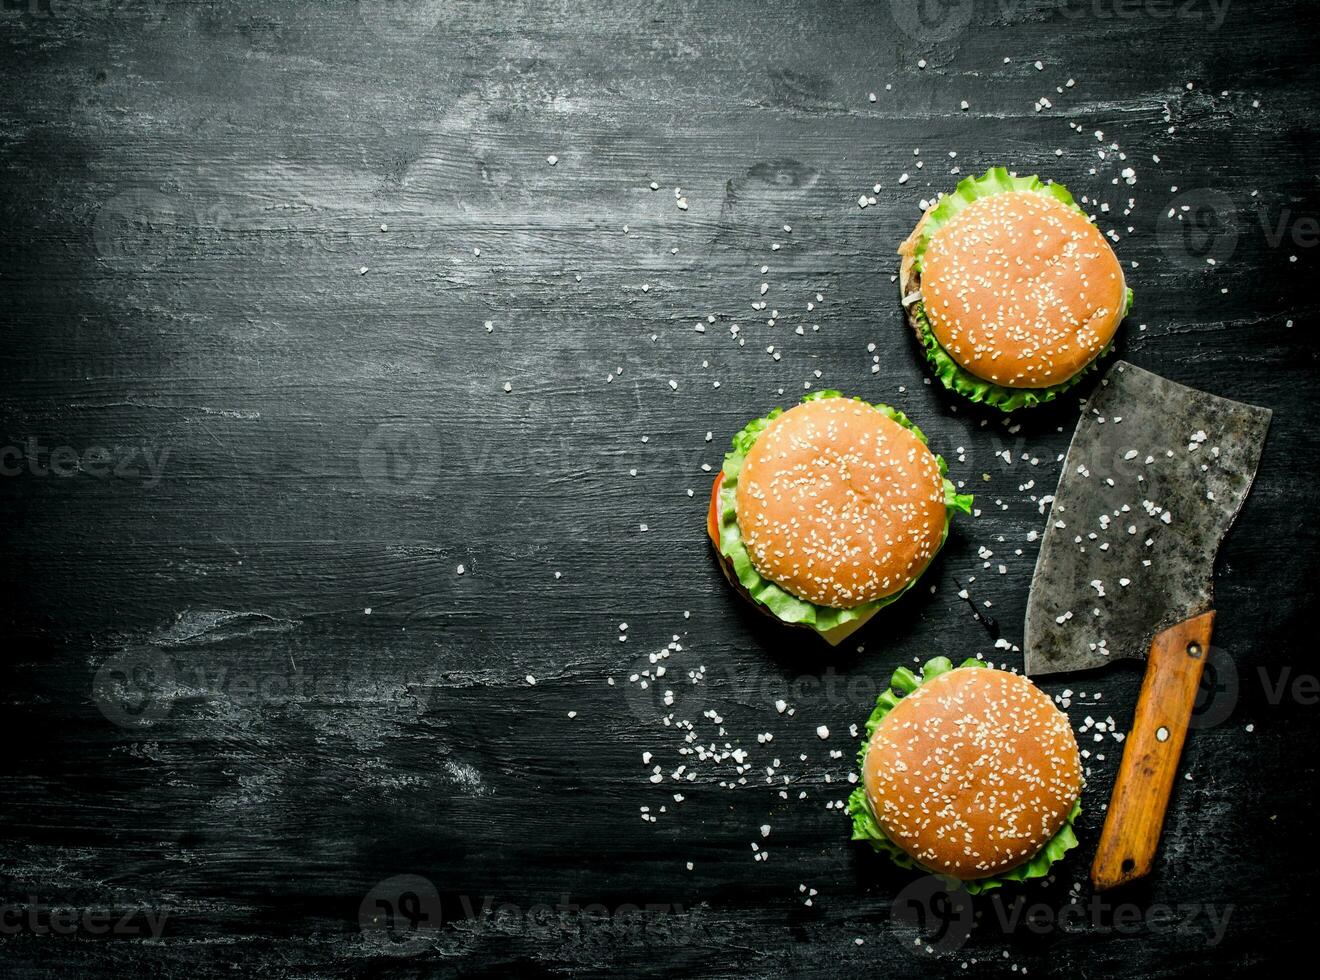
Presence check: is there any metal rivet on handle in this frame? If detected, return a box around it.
[1156,726,1170,742]
[1187,642,1202,658]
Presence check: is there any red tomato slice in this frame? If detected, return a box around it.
[706,473,723,547]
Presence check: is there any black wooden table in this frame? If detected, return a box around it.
[3,1,1317,976]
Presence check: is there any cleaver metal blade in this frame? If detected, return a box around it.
[1024,361,1271,677]
[1022,359,1270,891]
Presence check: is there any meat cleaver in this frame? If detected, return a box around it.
[1024,361,1270,890]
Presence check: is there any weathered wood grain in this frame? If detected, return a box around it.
[1,0,1318,976]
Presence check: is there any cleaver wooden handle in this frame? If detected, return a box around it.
[1091,611,1216,891]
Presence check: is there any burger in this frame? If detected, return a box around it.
[707,392,972,646]
[847,656,1083,892]
[898,166,1133,411]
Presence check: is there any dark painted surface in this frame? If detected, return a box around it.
[1,1,1317,976]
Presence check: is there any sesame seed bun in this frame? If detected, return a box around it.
[709,473,882,646]
[862,666,1083,880]
[900,189,1126,389]
[734,397,947,609]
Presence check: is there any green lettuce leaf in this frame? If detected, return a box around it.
[846,656,1082,895]
[909,166,1086,277]
[909,298,1125,413]
[905,165,1134,412]
[716,391,973,638]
